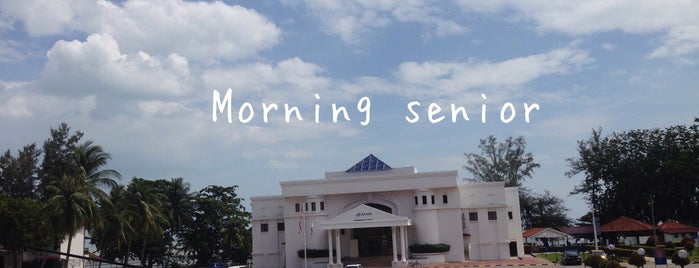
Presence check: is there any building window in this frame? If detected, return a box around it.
[311,202,316,211]
[277,222,285,231]
[261,223,269,232]
[422,195,427,205]
[431,195,435,204]
[508,211,513,220]
[442,195,448,204]
[469,212,478,221]
[414,196,418,205]
[295,203,300,212]
[488,211,497,220]
[305,202,308,211]
[320,201,325,211]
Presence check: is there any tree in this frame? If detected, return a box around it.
[39,123,84,200]
[520,189,570,229]
[0,144,41,199]
[91,185,135,262]
[44,172,102,267]
[464,135,540,187]
[125,178,168,268]
[182,185,251,265]
[567,120,699,225]
[464,135,564,228]
[73,140,121,190]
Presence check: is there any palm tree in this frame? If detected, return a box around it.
[44,172,103,268]
[92,185,135,264]
[73,140,120,190]
[126,178,168,267]
[161,178,193,266]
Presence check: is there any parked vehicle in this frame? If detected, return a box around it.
[561,248,582,265]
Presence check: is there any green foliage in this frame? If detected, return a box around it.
[519,189,570,229]
[297,249,333,258]
[181,185,251,265]
[584,254,604,268]
[664,241,675,249]
[671,250,690,266]
[604,260,623,268]
[464,135,540,187]
[0,195,62,248]
[627,251,646,267]
[409,243,450,253]
[567,121,699,225]
[681,237,695,253]
[645,236,657,246]
[0,144,41,199]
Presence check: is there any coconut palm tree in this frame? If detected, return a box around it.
[92,185,135,264]
[44,172,103,268]
[125,178,168,267]
[73,140,120,190]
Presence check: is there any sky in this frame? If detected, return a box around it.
[1,0,698,220]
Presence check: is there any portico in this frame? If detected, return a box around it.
[321,204,411,267]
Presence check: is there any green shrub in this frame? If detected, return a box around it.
[671,251,690,266]
[665,241,676,249]
[683,239,694,253]
[409,243,450,253]
[604,260,623,268]
[645,236,657,246]
[297,249,333,258]
[585,254,604,268]
[628,251,647,268]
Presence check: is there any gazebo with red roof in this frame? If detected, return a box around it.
[657,220,699,243]
[600,216,655,244]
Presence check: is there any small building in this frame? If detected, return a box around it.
[600,216,654,245]
[523,227,572,249]
[251,154,525,268]
[657,221,699,243]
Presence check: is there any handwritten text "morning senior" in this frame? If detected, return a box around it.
[212,89,540,125]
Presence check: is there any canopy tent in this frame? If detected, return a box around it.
[523,227,572,248]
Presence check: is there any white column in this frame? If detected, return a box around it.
[391,226,398,262]
[400,226,407,261]
[328,230,334,265]
[335,229,342,265]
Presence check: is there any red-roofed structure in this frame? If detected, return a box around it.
[657,220,699,242]
[600,216,654,233]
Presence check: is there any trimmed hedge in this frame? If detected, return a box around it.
[409,243,451,253]
[297,249,334,258]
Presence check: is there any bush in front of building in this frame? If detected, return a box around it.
[645,236,657,246]
[584,254,605,268]
[297,249,334,258]
[680,238,694,254]
[408,243,450,253]
[671,251,690,267]
[627,251,647,268]
[604,260,623,268]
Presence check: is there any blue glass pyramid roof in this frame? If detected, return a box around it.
[346,154,392,172]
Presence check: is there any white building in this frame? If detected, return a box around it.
[251,155,524,268]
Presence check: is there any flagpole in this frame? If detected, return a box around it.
[303,209,307,268]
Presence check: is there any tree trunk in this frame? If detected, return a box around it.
[65,235,73,268]
[140,238,147,267]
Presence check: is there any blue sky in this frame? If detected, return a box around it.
[1,0,698,220]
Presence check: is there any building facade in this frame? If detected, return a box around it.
[251,155,524,268]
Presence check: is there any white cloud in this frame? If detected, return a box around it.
[288,0,466,44]
[456,0,699,59]
[392,45,593,100]
[203,57,341,104]
[38,33,193,99]
[0,0,281,61]
[0,80,96,119]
